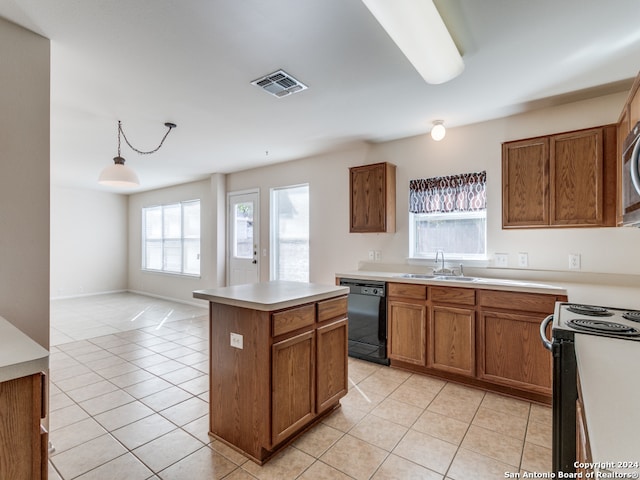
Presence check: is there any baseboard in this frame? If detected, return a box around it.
[126,289,207,308]
[50,289,128,301]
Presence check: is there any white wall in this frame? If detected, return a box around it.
[226,142,371,283]
[50,186,128,298]
[0,18,50,347]
[128,178,222,305]
[225,92,640,308]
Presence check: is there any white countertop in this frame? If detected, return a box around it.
[335,270,567,295]
[193,281,349,311]
[575,334,640,475]
[0,315,49,383]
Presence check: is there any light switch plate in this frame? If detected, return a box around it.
[517,252,529,268]
[230,332,243,349]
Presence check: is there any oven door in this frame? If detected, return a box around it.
[540,314,577,475]
[622,122,640,225]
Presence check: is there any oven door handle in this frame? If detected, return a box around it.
[631,135,640,196]
[539,314,554,351]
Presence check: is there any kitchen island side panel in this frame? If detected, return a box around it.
[209,302,270,460]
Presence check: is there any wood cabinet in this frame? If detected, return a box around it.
[316,318,348,413]
[429,287,476,377]
[206,293,348,464]
[386,281,566,403]
[502,125,617,228]
[349,162,396,233]
[502,137,549,226]
[271,330,315,446]
[576,375,592,476]
[477,290,559,395]
[388,283,427,366]
[0,372,48,480]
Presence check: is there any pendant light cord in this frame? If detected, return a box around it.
[117,120,176,156]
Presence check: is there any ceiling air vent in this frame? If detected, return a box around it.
[251,69,308,98]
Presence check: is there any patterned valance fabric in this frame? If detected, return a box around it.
[409,171,486,214]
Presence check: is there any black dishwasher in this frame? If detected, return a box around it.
[339,278,389,365]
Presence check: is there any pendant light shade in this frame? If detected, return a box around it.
[361,0,464,85]
[98,120,176,188]
[431,121,446,141]
[98,156,140,187]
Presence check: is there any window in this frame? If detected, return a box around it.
[142,200,201,275]
[270,184,309,282]
[409,172,486,259]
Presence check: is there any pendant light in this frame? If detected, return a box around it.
[431,120,446,141]
[98,120,176,188]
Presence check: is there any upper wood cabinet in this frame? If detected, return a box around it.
[502,125,617,228]
[349,162,396,233]
[502,137,549,227]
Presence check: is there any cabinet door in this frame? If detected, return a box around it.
[0,373,44,480]
[316,318,348,413]
[271,330,315,446]
[349,162,395,233]
[550,128,604,225]
[388,298,427,366]
[478,310,552,395]
[502,137,549,227]
[429,306,475,377]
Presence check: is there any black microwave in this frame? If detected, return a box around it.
[622,121,640,226]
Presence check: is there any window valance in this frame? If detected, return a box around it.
[409,171,486,214]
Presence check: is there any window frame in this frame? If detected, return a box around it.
[269,183,310,282]
[409,209,488,261]
[141,199,201,277]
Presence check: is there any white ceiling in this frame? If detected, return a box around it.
[1,0,640,193]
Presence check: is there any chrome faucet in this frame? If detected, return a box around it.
[435,250,445,272]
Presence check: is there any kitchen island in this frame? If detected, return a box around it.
[193,281,349,464]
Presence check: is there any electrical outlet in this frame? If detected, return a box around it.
[230,333,243,349]
[374,250,381,261]
[368,250,375,260]
[517,252,529,268]
[569,253,581,270]
[494,253,508,268]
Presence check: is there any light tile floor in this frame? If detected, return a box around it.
[48,293,552,480]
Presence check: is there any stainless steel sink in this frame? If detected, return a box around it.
[395,273,477,282]
[396,273,436,279]
[434,276,477,282]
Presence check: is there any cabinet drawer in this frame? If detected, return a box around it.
[431,286,475,306]
[388,282,427,300]
[317,296,348,323]
[272,304,315,337]
[478,290,557,314]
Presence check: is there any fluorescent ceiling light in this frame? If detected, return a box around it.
[361,0,464,84]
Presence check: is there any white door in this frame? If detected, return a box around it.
[228,191,260,285]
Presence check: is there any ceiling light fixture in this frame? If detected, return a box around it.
[361,0,464,84]
[98,120,176,188]
[430,120,446,141]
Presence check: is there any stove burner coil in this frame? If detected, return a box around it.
[622,311,640,323]
[567,304,613,317]
[567,318,640,336]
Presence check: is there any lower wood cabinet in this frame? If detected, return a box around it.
[271,330,315,446]
[208,295,348,463]
[316,318,348,413]
[388,298,427,366]
[477,309,552,395]
[0,372,47,480]
[386,282,565,402]
[429,305,475,377]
